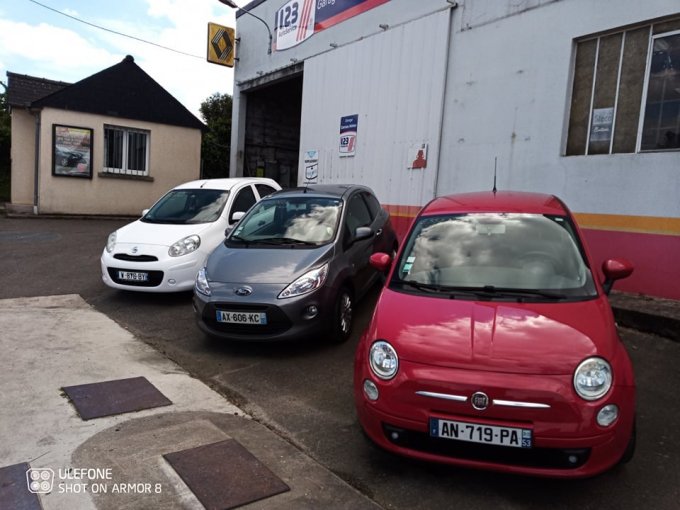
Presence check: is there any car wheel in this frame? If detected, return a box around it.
[619,419,636,464]
[331,288,353,343]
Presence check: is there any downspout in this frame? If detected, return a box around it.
[32,108,40,215]
[432,2,458,198]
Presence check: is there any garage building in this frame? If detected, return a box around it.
[227,0,680,299]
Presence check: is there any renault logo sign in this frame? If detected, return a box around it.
[207,22,235,67]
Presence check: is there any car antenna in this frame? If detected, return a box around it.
[493,157,498,194]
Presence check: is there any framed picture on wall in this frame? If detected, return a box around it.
[52,125,93,178]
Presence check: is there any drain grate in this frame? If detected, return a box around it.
[62,376,172,420]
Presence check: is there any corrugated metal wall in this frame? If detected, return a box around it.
[298,9,451,207]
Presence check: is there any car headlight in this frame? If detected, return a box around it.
[195,267,211,296]
[106,231,117,253]
[278,263,328,299]
[169,235,201,257]
[573,357,612,401]
[369,341,399,380]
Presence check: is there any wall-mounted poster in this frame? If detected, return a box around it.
[274,0,391,51]
[339,114,358,157]
[52,125,93,178]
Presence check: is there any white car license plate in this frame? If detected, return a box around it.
[216,311,267,325]
[117,271,148,282]
[430,418,532,448]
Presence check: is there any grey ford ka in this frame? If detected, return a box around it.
[193,184,397,342]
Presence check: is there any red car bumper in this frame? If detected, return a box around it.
[354,360,635,478]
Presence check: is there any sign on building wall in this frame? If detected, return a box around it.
[274,0,390,51]
[304,150,319,182]
[339,115,358,157]
[408,143,428,169]
[207,22,235,67]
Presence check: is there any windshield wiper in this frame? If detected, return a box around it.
[254,237,318,246]
[398,281,567,300]
[479,286,568,299]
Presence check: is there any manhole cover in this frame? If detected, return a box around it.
[164,439,290,510]
[0,462,43,510]
[62,376,172,420]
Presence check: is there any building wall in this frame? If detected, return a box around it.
[438,0,680,298]
[9,109,37,210]
[231,0,680,299]
[36,108,201,216]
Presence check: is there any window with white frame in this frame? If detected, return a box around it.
[566,17,680,155]
[103,125,150,175]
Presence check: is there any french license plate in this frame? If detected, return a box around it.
[216,311,267,325]
[117,270,148,282]
[430,418,532,448]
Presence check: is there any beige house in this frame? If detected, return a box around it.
[6,55,204,216]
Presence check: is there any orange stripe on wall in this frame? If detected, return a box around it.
[384,204,680,237]
[384,204,421,218]
[574,213,680,237]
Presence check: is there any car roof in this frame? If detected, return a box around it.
[267,184,372,200]
[172,177,279,191]
[422,191,570,216]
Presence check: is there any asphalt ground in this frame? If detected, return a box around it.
[1,216,679,510]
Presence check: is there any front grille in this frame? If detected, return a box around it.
[107,267,164,287]
[114,254,159,262]
[382,423,591,470]
[203,303,292,335]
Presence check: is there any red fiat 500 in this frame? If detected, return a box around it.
[354,191,635,478]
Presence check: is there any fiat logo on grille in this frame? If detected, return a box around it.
[471,392,489,410]
[234,286,252,297]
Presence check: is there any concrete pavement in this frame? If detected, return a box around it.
[0,294,380,510]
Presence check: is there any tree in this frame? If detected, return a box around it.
[199,92,232,179]
[0,82,10,203]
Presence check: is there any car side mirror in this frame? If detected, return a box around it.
[354,226,374,243]
[601,258,634,295]
[370,252,392,272]
[230,211,245,224]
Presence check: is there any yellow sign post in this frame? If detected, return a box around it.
[207,22,235,67]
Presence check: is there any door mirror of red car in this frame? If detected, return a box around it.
[602,258,634,295]
[370,252,392,273]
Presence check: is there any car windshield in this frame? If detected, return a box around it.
[229,196,342,246]
[142,189,229,224]
[391,213,597,300]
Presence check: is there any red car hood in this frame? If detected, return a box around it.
[370,289,618,375]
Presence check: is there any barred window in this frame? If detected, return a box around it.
[566,17,680,155]
[104,125,150,175]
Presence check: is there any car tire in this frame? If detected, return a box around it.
[619,419,636,464]
[331,287,353,343]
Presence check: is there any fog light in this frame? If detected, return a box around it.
[168,279,176,285]
[597,404,619,427]
[568,455,578,464]
[363,379,379,401]
[302,305,319,320]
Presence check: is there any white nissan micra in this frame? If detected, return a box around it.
[101,177,281,292]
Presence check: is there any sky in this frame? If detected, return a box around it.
[0,0,238,120]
